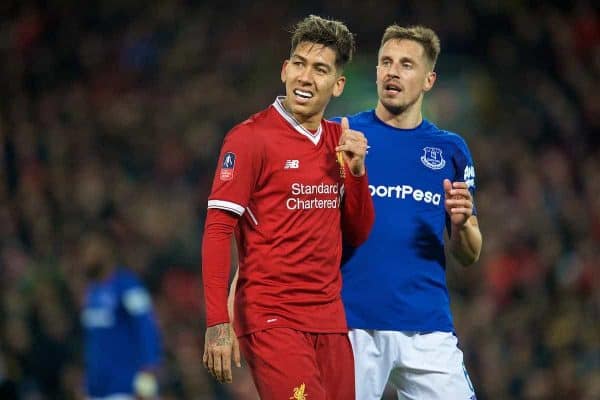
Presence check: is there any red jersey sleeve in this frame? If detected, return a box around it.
[341,167,375,247]
[207,123,263,215]
[203,123,262,326]
[202,208,238,327]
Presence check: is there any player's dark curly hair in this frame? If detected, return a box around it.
[380,25,441,69]
[290,15,355,70]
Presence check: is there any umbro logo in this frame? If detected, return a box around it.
[284,160,300,169]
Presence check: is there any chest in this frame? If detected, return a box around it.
[260,132,342,191]
[82,287,120,329]
[367,133,457,186]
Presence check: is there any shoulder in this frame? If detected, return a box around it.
[328,110,374,127]
[322,118,342,133]
[115,268,153,314]
[223,108,272,147]
[424,121,472,154]
[114,267,142,289]
[348,110,375,125]
[226,111,262,138]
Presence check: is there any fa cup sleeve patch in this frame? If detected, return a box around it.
[220,152,236,181]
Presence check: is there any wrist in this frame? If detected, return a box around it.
[452,221,469,233]
[134,371,158,398]
[349,165,366,177]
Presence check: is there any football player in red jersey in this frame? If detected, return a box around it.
[201,15,374,400]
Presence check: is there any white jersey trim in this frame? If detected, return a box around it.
[246,207,259,225]
[207,200,245,216]
[273,96,322,145]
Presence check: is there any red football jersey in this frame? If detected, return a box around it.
[207,97,355,335]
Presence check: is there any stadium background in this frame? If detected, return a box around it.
[0,0,597,399]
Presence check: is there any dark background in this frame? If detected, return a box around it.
[0,1,598,399]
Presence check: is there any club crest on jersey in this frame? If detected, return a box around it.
[420,147,446,170]
[220,152,235,181]
[289,383,307,400]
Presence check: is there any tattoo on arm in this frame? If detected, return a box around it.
[207,323,231,347]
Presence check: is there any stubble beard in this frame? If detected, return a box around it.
[380,92,420,117]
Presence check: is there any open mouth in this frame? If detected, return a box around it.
[293,89,314,100]
[384,83,402,93]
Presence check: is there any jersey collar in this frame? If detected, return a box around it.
[273,96,322,145]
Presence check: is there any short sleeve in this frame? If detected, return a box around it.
[453,137,477,215]
[117,271,153,316]
[207,124,262,216]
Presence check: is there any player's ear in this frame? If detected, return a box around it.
[281,60,289,83]
[332,75,346,98]
[423,70,436,92]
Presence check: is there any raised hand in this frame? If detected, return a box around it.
[336,117,369,177]
[443,179,473,227]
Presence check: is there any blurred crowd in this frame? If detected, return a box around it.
[0,1,597,399]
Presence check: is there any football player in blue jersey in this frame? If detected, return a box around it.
[337,25,482,400]
[80,232,162,400]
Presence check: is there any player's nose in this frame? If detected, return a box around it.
[386,62,402,78]
[297,67,313,83]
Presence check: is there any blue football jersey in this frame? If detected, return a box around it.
[335,111,477,332]
[82,268,162,397]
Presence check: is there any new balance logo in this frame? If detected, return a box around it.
[284,160,300,169]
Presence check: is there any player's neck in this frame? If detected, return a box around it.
[375,102,423,130]
[297,115,322,131]
[281,98,323,131]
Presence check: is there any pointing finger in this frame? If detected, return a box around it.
[341,117,349,131]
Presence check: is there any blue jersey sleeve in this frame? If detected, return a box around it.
[117,270,162,368]
[452,137,477,216]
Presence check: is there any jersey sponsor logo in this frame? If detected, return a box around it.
[286,182,340,210]
[463,165,475,188]
[420,147,446,170]
[220,152,236,181]
[284,159,300,169]
[369,184,442,206]
[290,383,307,400]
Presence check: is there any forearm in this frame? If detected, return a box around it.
[449,218,482,266]
[341,169,375,246]
[131,316,161,397]
[202,209,238,326]
[227,267,238,321]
